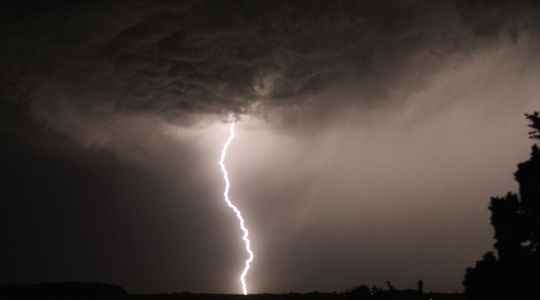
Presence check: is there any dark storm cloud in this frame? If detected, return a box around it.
[4,0,540,127]
[94,0,538,119]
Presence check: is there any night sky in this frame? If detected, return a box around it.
[2,0,540,294]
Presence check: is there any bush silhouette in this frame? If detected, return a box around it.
[464,112,540,299]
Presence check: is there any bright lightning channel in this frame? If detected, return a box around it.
[219,122,254,295]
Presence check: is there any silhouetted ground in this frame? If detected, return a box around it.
[130,293,465,300]
[131,292,464,300]
[0,283,464,299]
[0,282,127,298]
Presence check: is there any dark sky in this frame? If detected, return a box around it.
[1,0,540,294]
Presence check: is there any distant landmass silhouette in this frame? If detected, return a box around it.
[0,281,463,299]
[0,282,127,298]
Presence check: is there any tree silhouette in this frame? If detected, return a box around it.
[527,112,540,139]
[464,111,540,299]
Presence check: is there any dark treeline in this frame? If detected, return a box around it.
[464,112,540,299]
[0,282,127,298]
[132,291,462,300]
[0,283,462,300]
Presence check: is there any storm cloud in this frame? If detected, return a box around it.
[3,1,539,127]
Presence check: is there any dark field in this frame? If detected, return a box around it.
[0,283,464,300]
[131,292,465,300]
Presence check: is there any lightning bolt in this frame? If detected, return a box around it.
[219,121,254,295]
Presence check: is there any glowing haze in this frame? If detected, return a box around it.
[219,122,254,295]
